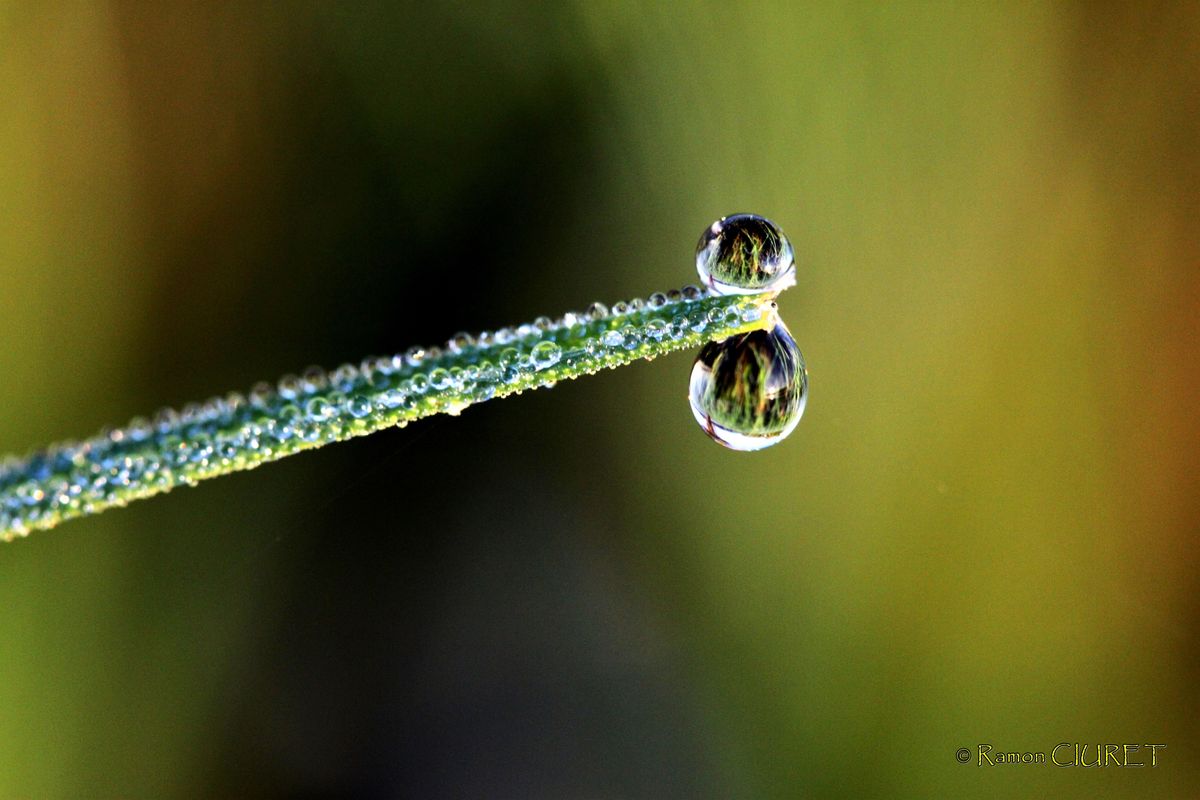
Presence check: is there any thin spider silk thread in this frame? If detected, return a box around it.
[0,286,777,540]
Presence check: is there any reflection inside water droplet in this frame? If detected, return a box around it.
[696,213,796,296]
[688,317,807,451]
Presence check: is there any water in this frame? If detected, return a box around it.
[530,340,562,370]
[695,213,796,296]
[688,318,808,452]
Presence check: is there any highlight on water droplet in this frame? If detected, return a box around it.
[696,214,796,296]
[687,317,807,451]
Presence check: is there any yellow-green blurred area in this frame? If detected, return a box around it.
[1,2,1197,797]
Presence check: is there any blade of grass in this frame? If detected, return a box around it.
[0,286,777,540]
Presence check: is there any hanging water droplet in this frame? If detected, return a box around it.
[688,319,807,451]
[530,340,562,370]
[696,214,796,295]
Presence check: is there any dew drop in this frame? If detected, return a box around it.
[301,366,328,393]
[476,361,501,385]
[277,374,301,400]
[379,387,407,409]
[216,437,239,462]
[688,320,807,451]
[249,382,274,408]
[331,363,360,391]
[601,330,625,348]
[179,403,203,425]
[696,214,796,295]
[530,340,562,370]
[448,332,475,354]
[189,433,215,465]
[304,396,334,422]
[347,395,373,419]
[127,417,153,442]
[405,346,426,366]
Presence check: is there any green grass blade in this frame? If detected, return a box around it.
[0,287,776,540]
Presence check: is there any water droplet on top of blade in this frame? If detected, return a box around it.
[696,213,796,296]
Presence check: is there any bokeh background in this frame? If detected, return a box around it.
[1,3,1197,797]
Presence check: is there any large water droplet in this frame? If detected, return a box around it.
[688,320,807,451]
[696,214,796,295]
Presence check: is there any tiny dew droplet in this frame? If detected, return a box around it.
[688,320,807,451]
[305,396,334,422]
[448,332,475,353]
[696,214,796,295]
[347,395,373,419]
[530,340,562,370]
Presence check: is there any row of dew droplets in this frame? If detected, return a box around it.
[0,215,801,539]
[0,275,767,539]
[688,214,808,451]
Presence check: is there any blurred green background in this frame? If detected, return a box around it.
[1,2,1197,797]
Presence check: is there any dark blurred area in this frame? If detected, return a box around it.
[1,3,1197,798]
